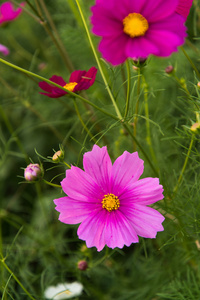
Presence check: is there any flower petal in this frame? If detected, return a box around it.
[98,34,128,65]
[61,166,102,201]
[83,145,112,192]
[111,151,144,195]
[176,0,193,19]
[126,36,160,58]
[141,0,179,22]
[54,196,98,224]
[122,204,165,238]
[0,44,9,56]
[77,209,139,251]
[74,67,98,91]
[69,70,86,83]
[120,177,164,205]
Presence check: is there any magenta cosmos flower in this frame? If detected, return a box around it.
[39,67,98,98]
[90,0,187,65]
[54,145,165,251]
[176,0,193,19]
[0,1,25,26]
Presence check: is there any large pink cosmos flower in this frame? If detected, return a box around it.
[90,0,187,65]
[0,1,25,26]
[54,145,165,251]
[176,0,193,19]
[0,44,9,56]
[39,67,98,98]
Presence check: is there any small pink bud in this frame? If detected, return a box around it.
[52,150,64,162]
[24,163,41,181]
[190,122,200,133]
[77,260,88,271]
[165,65,174,74]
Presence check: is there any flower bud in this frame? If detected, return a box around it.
[77,260,88,271]
[24,163,42,181]
[190,122,200,133]
[197,82,200,88]
[165,65,174,74]
[52,150,64,162]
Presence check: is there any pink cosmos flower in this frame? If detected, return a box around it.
[90,0,187,65]
[0,2,25,26]
[54,145,165,251]
[38,67,98,98]
[176,0,193,19]
[0,44,9,56]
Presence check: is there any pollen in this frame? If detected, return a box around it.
[123,13,149,38]
[102,193,120,212]
[63,82,78,92]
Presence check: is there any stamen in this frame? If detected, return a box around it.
[102,193,120,212]
[123,13,149,38]
[63,82,78,92]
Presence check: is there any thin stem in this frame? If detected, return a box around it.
[124,60,131,119]
[0,57,118,121]
[143,76,158,166]
[75,0,122,120]
[38,0,74,72]
[0,58,157,175]
[42,179,62,188]
[180,46,200,79]
[133,68,141,151]
[73,99,97,143]
[0,105,29,163]
[173,134,194,195]
[0,258,36,300]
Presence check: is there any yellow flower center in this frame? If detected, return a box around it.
[123,13,149,38]
[63,82,78,92]
[102,193,120,212]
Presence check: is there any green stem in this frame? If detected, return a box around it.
[73,99,97,143]
[124,60,131,119]
[42,179,62,188]
[0,105,29,163]
[74,0,122,120]
[143,76,158,166]
[173,134,194,195]
[38,0,74,72]
[133,68,141,151]
[180,46,200,79]
[0,258,36,300]
[0,57,118,121]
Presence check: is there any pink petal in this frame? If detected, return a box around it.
[123,204,165,238]
[77,209,139,251]
[126,36,160,59]
[120,178,164,205]
[69,70,86,83]
[147,29,185,56]
[141,0,179,22]
[98,34,128,65]
[61,166,102,201]
[54,196,98,224]
[0,2,24,24]
[176,0,193,19]
[111,151,144,194]
[83,145,112,192]
[49,75,66,86]
[0,44,9,56]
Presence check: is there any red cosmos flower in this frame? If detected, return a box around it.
[0,1,25,26]
[38,67,98,98]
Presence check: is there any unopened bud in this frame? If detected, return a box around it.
[77,260,88,271]
[165,65,174,74]
[197,82,200,88]
[190,122,200,133]
[24,163,42,181]
[52,150,64,162]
